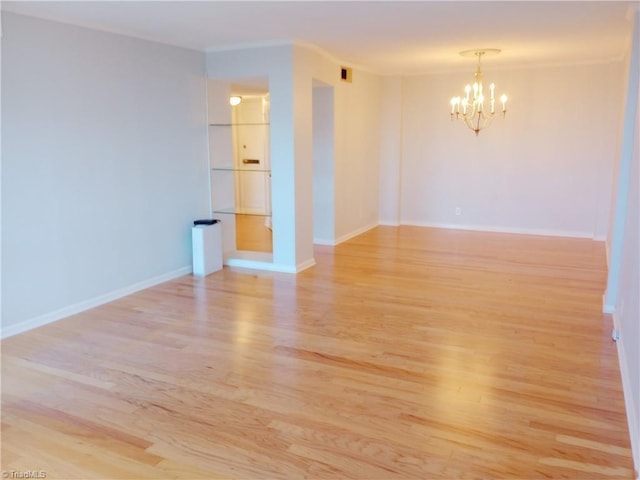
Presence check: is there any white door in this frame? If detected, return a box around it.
[234,98,270,214]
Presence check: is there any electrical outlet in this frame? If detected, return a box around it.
[455,207,461,216]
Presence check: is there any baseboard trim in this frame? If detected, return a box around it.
[313,222,379,247]
[224,250,315,274]
[612,311,640,477]
[603,293,616,314]
[1,266,192,339]
[401,221,597,239]
[313,238,335,246]
[225,257,315,273]
[296,258,317,272]
[226,257,287,272]
[334,222,378,246]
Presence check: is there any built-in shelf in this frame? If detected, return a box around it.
[212,208,272,217]
[209,123,270,126]
[208,97,273,265]
[211,167,270,173]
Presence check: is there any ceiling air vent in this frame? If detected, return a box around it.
[340,66,353,83]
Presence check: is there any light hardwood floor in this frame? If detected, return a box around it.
[1,226,635,479]
[236,214,273,253]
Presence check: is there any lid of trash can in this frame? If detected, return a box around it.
[193,219,220,226]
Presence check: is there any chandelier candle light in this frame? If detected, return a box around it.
[450,49,507,136]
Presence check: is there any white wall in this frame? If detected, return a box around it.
[606,7,640,473]
[313,85,335,244]
[379,77,403,226]
[291,45,315,265]
[1,13,209,335]
[615,103,639,474]
[381,61,624,238]
[332,68,382,242]
[299,46,382,244]
[1,10,4,324]
[288,44,383,250]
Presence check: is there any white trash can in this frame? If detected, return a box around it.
[192,219,223,276]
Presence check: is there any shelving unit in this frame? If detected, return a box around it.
[208,95,272,264]
[209,123,271,218]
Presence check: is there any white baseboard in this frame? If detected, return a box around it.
[378,220,401,226]
[224,250,316,274]
[401,221,597,239]
[334,222,378,246]
[226,257,292,272]
[295,258,317,272]
[603,292,616,314]
[612,310,640,477]
[313,222,378,247]
[313,238,335,246]
[225,258,316,273]
[1,266,192,339]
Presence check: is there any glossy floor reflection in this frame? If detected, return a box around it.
[1,226,634,479]
[235,214,272,253]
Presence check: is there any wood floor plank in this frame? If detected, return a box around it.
[1,226,635,479]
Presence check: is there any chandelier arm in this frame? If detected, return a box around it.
[460,111,498,135]
[483,115,496,130]
[475,114,482,135]
[463,116,477,133]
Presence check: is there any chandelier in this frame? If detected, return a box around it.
[450,49,507,136]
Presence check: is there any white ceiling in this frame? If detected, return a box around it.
[2,1,635,75]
